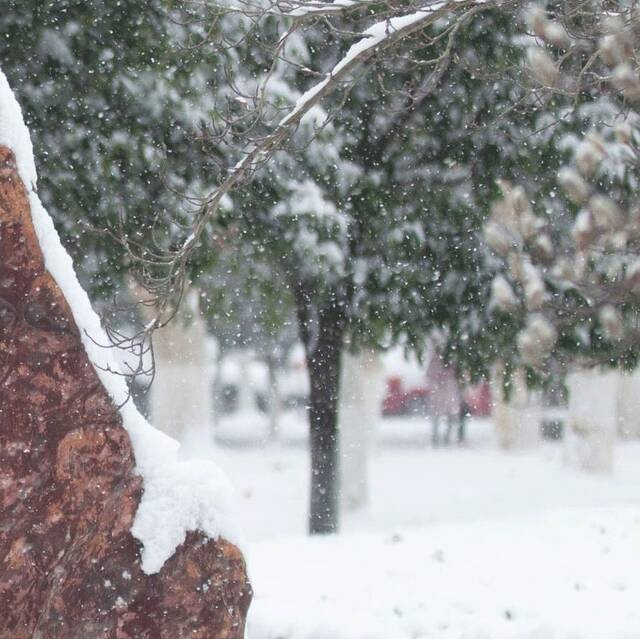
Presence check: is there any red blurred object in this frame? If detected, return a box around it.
[382,376,429,416]
[382,376,491,417]
[382,377,406,416]
[464,383,492,417]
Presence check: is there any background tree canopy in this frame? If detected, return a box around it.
[1,0,602,533]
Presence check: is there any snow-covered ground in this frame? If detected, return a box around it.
[188,414,640,638]
[248,508,640,639]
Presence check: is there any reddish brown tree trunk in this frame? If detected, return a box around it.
[0,146,251,638]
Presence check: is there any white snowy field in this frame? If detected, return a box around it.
[188,415,640,639]
[247,508,640,639]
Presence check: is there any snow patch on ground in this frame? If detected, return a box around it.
[0,68,241,574]
[210,416,640,637]
[214,418,640,539]
[247,507,640,639]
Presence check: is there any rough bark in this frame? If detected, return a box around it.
[294,287,345,534]
[0,146,251,638]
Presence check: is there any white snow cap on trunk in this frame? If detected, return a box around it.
[0,68,241,574]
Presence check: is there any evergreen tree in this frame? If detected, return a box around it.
[0,0,230,297]
[200,7,569,532]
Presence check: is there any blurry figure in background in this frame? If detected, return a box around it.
[426,353,462,447]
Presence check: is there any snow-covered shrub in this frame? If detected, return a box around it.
[487,2,640,374]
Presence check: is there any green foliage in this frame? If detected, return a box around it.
[194,8,573,379]
[1,0,223,297]
[1,3,582,380]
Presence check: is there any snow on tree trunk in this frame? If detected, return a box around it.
[212,344,224,429]
[151,290,213,446]
[339,348,384,515]
[0,71,250,636]
[491,364,541,450]
[565,369,616,473]
[615,369,640,439]
[236,351,256,414]
[267,355,281,442]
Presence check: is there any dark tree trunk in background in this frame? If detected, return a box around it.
[307,314,344,534]
[294,285,346,535]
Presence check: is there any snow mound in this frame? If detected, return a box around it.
[0,68,241,574]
